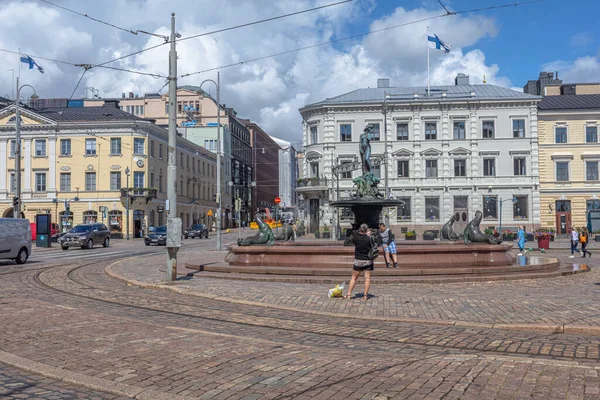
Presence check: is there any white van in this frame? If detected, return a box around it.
[0,218,32,264]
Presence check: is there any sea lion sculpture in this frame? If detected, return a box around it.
[441,214,461,241]
[296,220,306,237]
[463,210,502,244]
[237,216,275,246]
[275,223,295,241]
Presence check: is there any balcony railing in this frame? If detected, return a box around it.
[120,188,158,204]
[297,178,328,188]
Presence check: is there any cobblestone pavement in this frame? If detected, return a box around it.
[0,364,127,399]
[1,244,600,399]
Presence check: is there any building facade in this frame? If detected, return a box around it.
[538,94,600,234]
[271,136,299,210]
[299,75,542,234]
[0,105,220,237]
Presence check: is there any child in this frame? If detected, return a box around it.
[580,228,592,258]
[517,226,526,256]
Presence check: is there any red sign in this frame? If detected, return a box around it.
[274,197,281,204]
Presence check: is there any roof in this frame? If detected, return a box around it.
[304,84,539,109]
[538,94,600,110]
[33,106,146,122]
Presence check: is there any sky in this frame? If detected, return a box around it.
[0,0,598,144]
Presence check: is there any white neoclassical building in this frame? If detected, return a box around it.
[298,74,542,235]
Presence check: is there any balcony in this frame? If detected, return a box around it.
[296,178,329,193]
[120,187,158,205]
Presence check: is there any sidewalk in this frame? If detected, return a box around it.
[108,245,600,334]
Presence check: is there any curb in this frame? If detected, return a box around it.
[104,259,600,336]
[0,350,192,400]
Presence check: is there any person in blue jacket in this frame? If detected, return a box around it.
[517,226,527,256]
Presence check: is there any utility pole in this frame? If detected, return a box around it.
[14,77,21,219]
[383,91,389,226]
[216,72,222,251]
[166,12,180,281]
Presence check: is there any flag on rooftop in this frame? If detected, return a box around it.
[427,34,451,53]
[20,55,45,74]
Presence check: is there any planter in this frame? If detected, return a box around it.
[537,236,551,250]
[423,235,435,241]
[405,236,416,240]
[502,234,515,241]
[526,233,534,242]
[322,232,331,239]
[595,235,600,242]
[314,232,320,239]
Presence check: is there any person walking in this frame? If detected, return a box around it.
[570,226,580,258]
[379,223,398,268]
[580,228,592,258]
[344,224,375,300]
[517,226,526,256]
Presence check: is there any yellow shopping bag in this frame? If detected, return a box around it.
[328,282,345,298]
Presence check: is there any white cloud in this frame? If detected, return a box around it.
[543,56,600,83]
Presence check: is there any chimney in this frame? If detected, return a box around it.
[455,73,470,86]
[121,93,126,99]
[377,78,390,88]
[135,94,139,98]
[129,92,134,98]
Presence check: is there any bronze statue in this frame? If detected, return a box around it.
[237,216,275,246]
[275,223,295,241]
[359,125,373,176]
[352,125,384,198]
[463,210,501,244]
[441,214,461,241]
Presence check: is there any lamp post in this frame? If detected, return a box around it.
[125,167,130,240]
[200,73,221,250]
[383,92,391,225]
[485,196,517,235]
[13,78,37,218]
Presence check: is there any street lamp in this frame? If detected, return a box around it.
[200,73,222,250]
[13,78,37,218]
[229,180,256,242]
[382,92,391,225]
[125,167,131,240]
[485,196,517,234]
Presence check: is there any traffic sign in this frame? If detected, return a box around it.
[207,210,213,217]
[274,197,281,204]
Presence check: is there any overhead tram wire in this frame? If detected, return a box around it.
[179,0,544,79]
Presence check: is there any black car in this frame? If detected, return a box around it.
[145,226,167,246]
[184,224,209,239]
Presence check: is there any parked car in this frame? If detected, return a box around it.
[184,224,209,239]
[60,223,110,250]
[0,218,32,264]
[31,222,59,241]
[145,225,167,246]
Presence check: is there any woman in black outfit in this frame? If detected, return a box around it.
[344,223,374,300]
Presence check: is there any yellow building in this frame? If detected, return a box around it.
[0,104,221,238]
[538,95,600,234]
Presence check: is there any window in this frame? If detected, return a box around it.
[453,121,466,139]
[85,172,96,190]
[556,162,569,181]
[159,144,163,159]
[134,172,144,188]
[454,159,466,177]
[34,139,46,156]
[9,173,15,193]
[340,161,353,179]
[397,123,408,140]
[340,124,352,142]
[513,196,528,220]
[397,160,409,178]
[134,138,145,155]
[482,120,495,139]
[85,138,96,155]
[310,126,318,144]
[425,122,437,140]
[165,103,169,115]
[60,139,71,156]
[556,200,571,212]
[35,173,46,192]
[126,105,131,113]
[483,158,495,176]
[9,140,16,157]
[513,119,525,138]
[555,126,567,143]
[159,174,163,192]
[425,197,440,221]
[514,157,526,176]
[586,126,598,143]
[110,172,121,190]
[397,197,411,221]
[180,152,184,166]
[310,162,319,178]
[587,200,600,211]
[150,141,154,157]
[140,105,144,115]
[135,105,139,115]
[369,123,381,141]
[586,161,599,181]
[483,196,497,220]
[150,172,155,188]
[425,160,438,178]
[373,165,381,179]
[60,173,71,191]
[110,138,121,155]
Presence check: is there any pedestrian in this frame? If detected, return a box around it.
[517,226,526,256]
[379,223,398,268]
[580,227,592,258]
[344,223,375,301]
[570,226,580,258]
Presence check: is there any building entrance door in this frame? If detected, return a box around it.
[555,200,571,235]
[133,210,145,238]
[453,196,469,235]
[309,198,320,234]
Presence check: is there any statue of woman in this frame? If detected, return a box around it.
[359,125,373,176]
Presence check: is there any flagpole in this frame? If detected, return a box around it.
[427,26,430,97]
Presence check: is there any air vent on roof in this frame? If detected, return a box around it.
[101,113,113,117]
[455,73,470,86]
[377,78,390,88]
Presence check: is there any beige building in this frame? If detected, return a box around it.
[0,104,221,238]
[538,94,600,234]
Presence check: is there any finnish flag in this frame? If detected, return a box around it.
[428,34,451,53]
[20,55,45,74]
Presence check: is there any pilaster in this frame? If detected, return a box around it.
[23,138,32,197]
[48,136,57,195]
[0,138,6,195]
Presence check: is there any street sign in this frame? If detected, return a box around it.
[274,197,281,204]
[157,206,165,213]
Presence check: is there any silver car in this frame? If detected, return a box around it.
[60,223,110,250]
